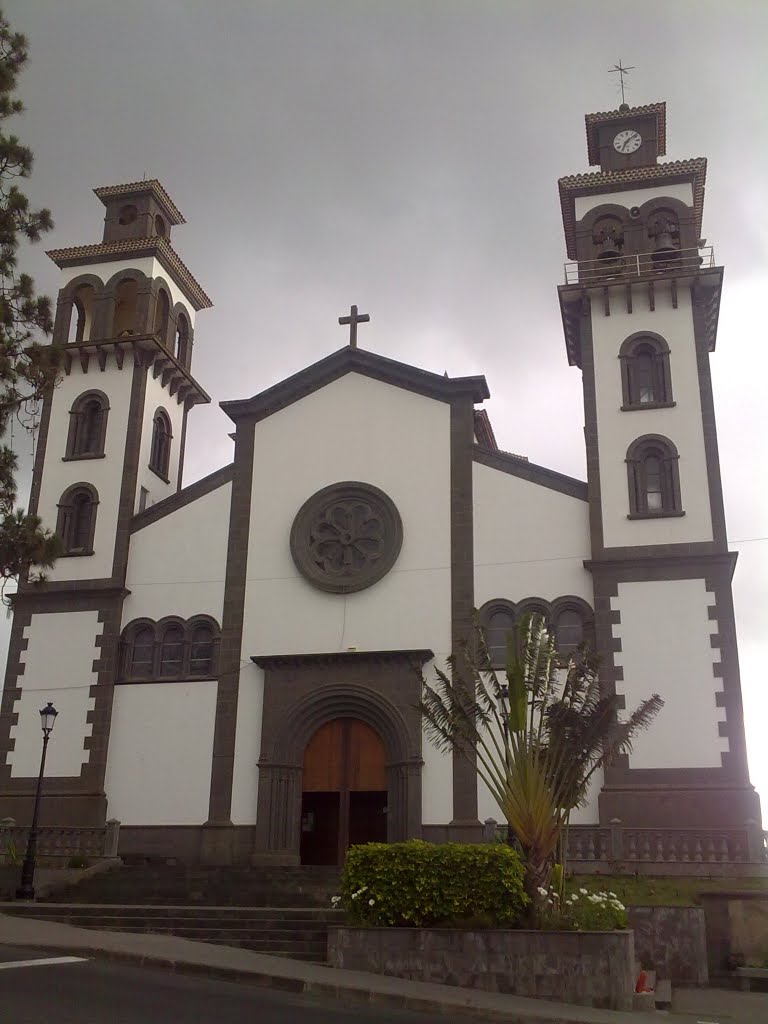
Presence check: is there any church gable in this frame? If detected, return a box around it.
[220,345,489,425]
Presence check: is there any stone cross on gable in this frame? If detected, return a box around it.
[338,304,370,348]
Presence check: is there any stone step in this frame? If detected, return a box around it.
[2,903,340,920]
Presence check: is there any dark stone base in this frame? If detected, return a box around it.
[328,926,635,1011]
[599,784,762,828]
[628,906,708,985]
[0,792,106,827]
[117,825,258,865]
[421,821,484,844]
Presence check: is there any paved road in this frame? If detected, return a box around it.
[0,947,462,1024]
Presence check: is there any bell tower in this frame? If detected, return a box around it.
[0,181,212,826]
[558,103,760,829]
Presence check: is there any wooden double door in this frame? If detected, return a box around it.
[300,718,387,865]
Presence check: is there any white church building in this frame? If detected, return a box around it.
[0,101,760,865]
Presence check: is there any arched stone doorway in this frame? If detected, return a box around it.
[300,718,387,865]
[251,652,430,865]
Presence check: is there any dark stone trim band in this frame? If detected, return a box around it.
[132,463,234,533]
[473,445,588,501]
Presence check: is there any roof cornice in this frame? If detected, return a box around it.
[46,236,212,310]
[93,180,186,225]
[221,346,490,424]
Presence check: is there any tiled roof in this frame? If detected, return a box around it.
[585,102,666,165]
[46,236,212,310]
[473,409,497,450]
[558,158,707,260]
[93,180,186,225]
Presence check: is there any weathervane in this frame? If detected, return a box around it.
[609,59,635,106]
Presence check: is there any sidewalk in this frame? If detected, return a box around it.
[0,911,762,1023]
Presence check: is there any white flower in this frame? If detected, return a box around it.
[609,891,617,898]
[330,896,341,905]
[579,888,588,895]
[537,886,549,897]
[351,892,358,900]
[368,898,375,906]
[570,893,579,901]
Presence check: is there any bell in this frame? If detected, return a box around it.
[596,236,622,261]
[651,228,680,265]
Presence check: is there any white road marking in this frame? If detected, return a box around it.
[0,956,88,970]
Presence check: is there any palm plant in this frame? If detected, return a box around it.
[420,613,663,919]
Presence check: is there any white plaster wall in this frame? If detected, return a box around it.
[136,370,186,508]
[242,373,452,658]
[230,664,265,825]
[122,480,231,625]
[238,372,452,825]
[104,680,217,825]
[8,612,99,777]
[58,257,197,329]
[592,285,713,548]
[574,183,694,221]
[473,462,593,605]
[612,579,726,769]
[39,362,134,582]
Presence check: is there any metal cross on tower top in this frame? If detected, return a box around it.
[338,304,370,348]
[609,59,635,106]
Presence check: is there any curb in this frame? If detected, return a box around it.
[0,935,655,1024]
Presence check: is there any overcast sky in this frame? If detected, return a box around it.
[4,1,768,815]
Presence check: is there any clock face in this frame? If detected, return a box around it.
[613,129,642,154]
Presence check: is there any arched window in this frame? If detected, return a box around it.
[175,313,190,364]
[188,620,217,677]
[127,624,155,679]
[619,334,673,409]
[113,278,138,336]
[66,391,109,459]
[67,284,96,344]
[550,598,594,659]
[56,484,98,555]
[154,214,166,237]
[159,623,184,678]
[154,289,170,345]
[626,435,683,518]
[119,616,221,682]
[478,600,516,669]
[119,204,138,226]
[149,409,172,479]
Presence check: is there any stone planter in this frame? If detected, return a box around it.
[328,925,635,1011]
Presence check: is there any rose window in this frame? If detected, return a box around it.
[290,482,403,594]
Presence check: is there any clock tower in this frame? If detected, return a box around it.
[558,102,760,830]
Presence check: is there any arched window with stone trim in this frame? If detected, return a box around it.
[620,333,673,409]
[158,620,185,678]
[56,483,98,555]
[187,616,219,677]
[550,597,594,659]
[149,409,172,479]
[113,277,139,336]
[175,312,190,365]
[66,390,110,459]
[626,434,683,518]
[67,283,97,344]
[121,620,156,679]
[478,600,516,669]
[154,288,170,345]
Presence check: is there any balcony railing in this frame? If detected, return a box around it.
[564,246,715,286]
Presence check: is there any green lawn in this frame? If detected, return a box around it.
[568,874,768,906]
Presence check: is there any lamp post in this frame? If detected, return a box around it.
[16,702,58,900]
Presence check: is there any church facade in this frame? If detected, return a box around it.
[0,102,759,865]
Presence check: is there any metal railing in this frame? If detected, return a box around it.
[564,246,715,286]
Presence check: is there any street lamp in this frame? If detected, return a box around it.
[16,702,58,900]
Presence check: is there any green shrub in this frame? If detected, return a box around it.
[336,840,527,928]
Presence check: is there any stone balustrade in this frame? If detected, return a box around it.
[0,818,120,862]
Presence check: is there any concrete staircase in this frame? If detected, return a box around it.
[3,903,341,961]
[2,864,344,962]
